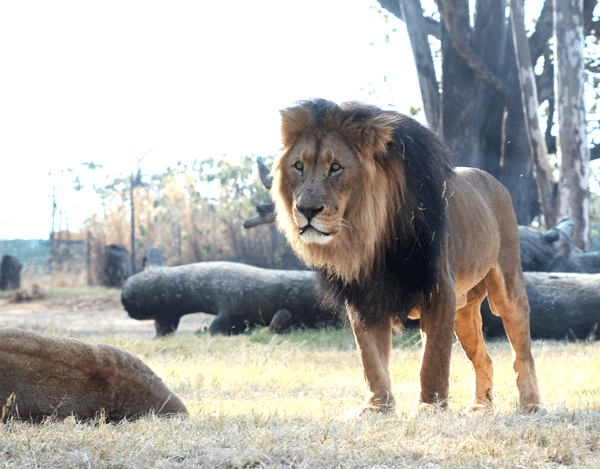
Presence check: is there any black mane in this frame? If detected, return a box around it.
[314,100,454,326]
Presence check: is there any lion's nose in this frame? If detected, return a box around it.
[296,204,324,221]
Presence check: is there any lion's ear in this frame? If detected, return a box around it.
[343,114,397,158]
[280,106,310,149]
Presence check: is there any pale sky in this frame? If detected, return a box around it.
[0,1,418,239]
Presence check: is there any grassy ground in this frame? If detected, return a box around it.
[2,325,600,468]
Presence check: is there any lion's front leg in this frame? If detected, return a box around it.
[414,282,456,412]
[347,308,395,417]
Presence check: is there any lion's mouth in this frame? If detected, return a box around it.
[299,225,332,237]
[298,225,336,245]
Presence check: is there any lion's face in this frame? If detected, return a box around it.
[283,132,360,246]
[271,100,407,282]
[272,128,400,283]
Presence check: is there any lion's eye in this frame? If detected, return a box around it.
[293,161,304,171]
[330,162,342,173]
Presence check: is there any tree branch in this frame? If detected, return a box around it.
[423,17,441,40]
[584,0,599,35]
[591,144,600,161]
[377,0,402,18]
[528,0,554,64]
[377,0,440,39]
[434,0,512,101]
[535,52,554,103]
[399,0,441,131]
[511,0,558,228]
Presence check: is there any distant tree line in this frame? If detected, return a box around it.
[83,157,304,276]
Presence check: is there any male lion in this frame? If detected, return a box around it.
[271,99,546,415]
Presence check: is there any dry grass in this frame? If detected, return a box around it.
[2,323,600,468]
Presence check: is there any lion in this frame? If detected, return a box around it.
[271,99,547,416]
[0,328,188,422]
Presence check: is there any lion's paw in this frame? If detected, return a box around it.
[345,405,393,421]
[521,403,549,415]
[464,402,495,414]
[410,402,447,417]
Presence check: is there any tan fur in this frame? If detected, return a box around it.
[0,328,188,422]
[272,101,546,415]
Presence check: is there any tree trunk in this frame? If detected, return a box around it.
[103,244,131,288]
[377,0,563,226]
[399,0,441,133]
[554,0,591,250]
[121,261,338,336]
[142,248,165,269]
[499,102,539,225]
[511,0,558,227]
[482,272,600,339]
[438,0,481,169]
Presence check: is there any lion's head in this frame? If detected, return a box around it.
[271,99,453,322]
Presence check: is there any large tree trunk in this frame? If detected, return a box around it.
[399,0,441,132]
[511,0,558,227]
[121,261,338,336]
[437,0,481,169]
[377,0,569,227]
[554,0,591,250]
[482,272,600,339]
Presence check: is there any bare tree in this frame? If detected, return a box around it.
[511,0,558,228]
[554,0,591,249]
[377,0,599,236]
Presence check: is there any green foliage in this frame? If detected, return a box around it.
[409,106,423,116]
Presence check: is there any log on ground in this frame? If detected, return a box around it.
[519,219,600,273]
[482,272,600,339]
[121,261,337,336]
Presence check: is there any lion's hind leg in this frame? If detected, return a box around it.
[455,281,495,412]
[484,264,547,414]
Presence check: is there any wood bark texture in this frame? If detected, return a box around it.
[519,219,600,273]
[121,261,337,336]
[554,0,591,249]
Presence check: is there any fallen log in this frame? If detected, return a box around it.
[519,219,600,273]
[121,261,338,336]
[0,328,188,422]
[122,262,600,340]
[482,272,600,339]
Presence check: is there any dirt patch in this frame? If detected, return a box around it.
[0,288,213,337]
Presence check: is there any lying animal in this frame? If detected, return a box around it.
[0,328,188,422]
